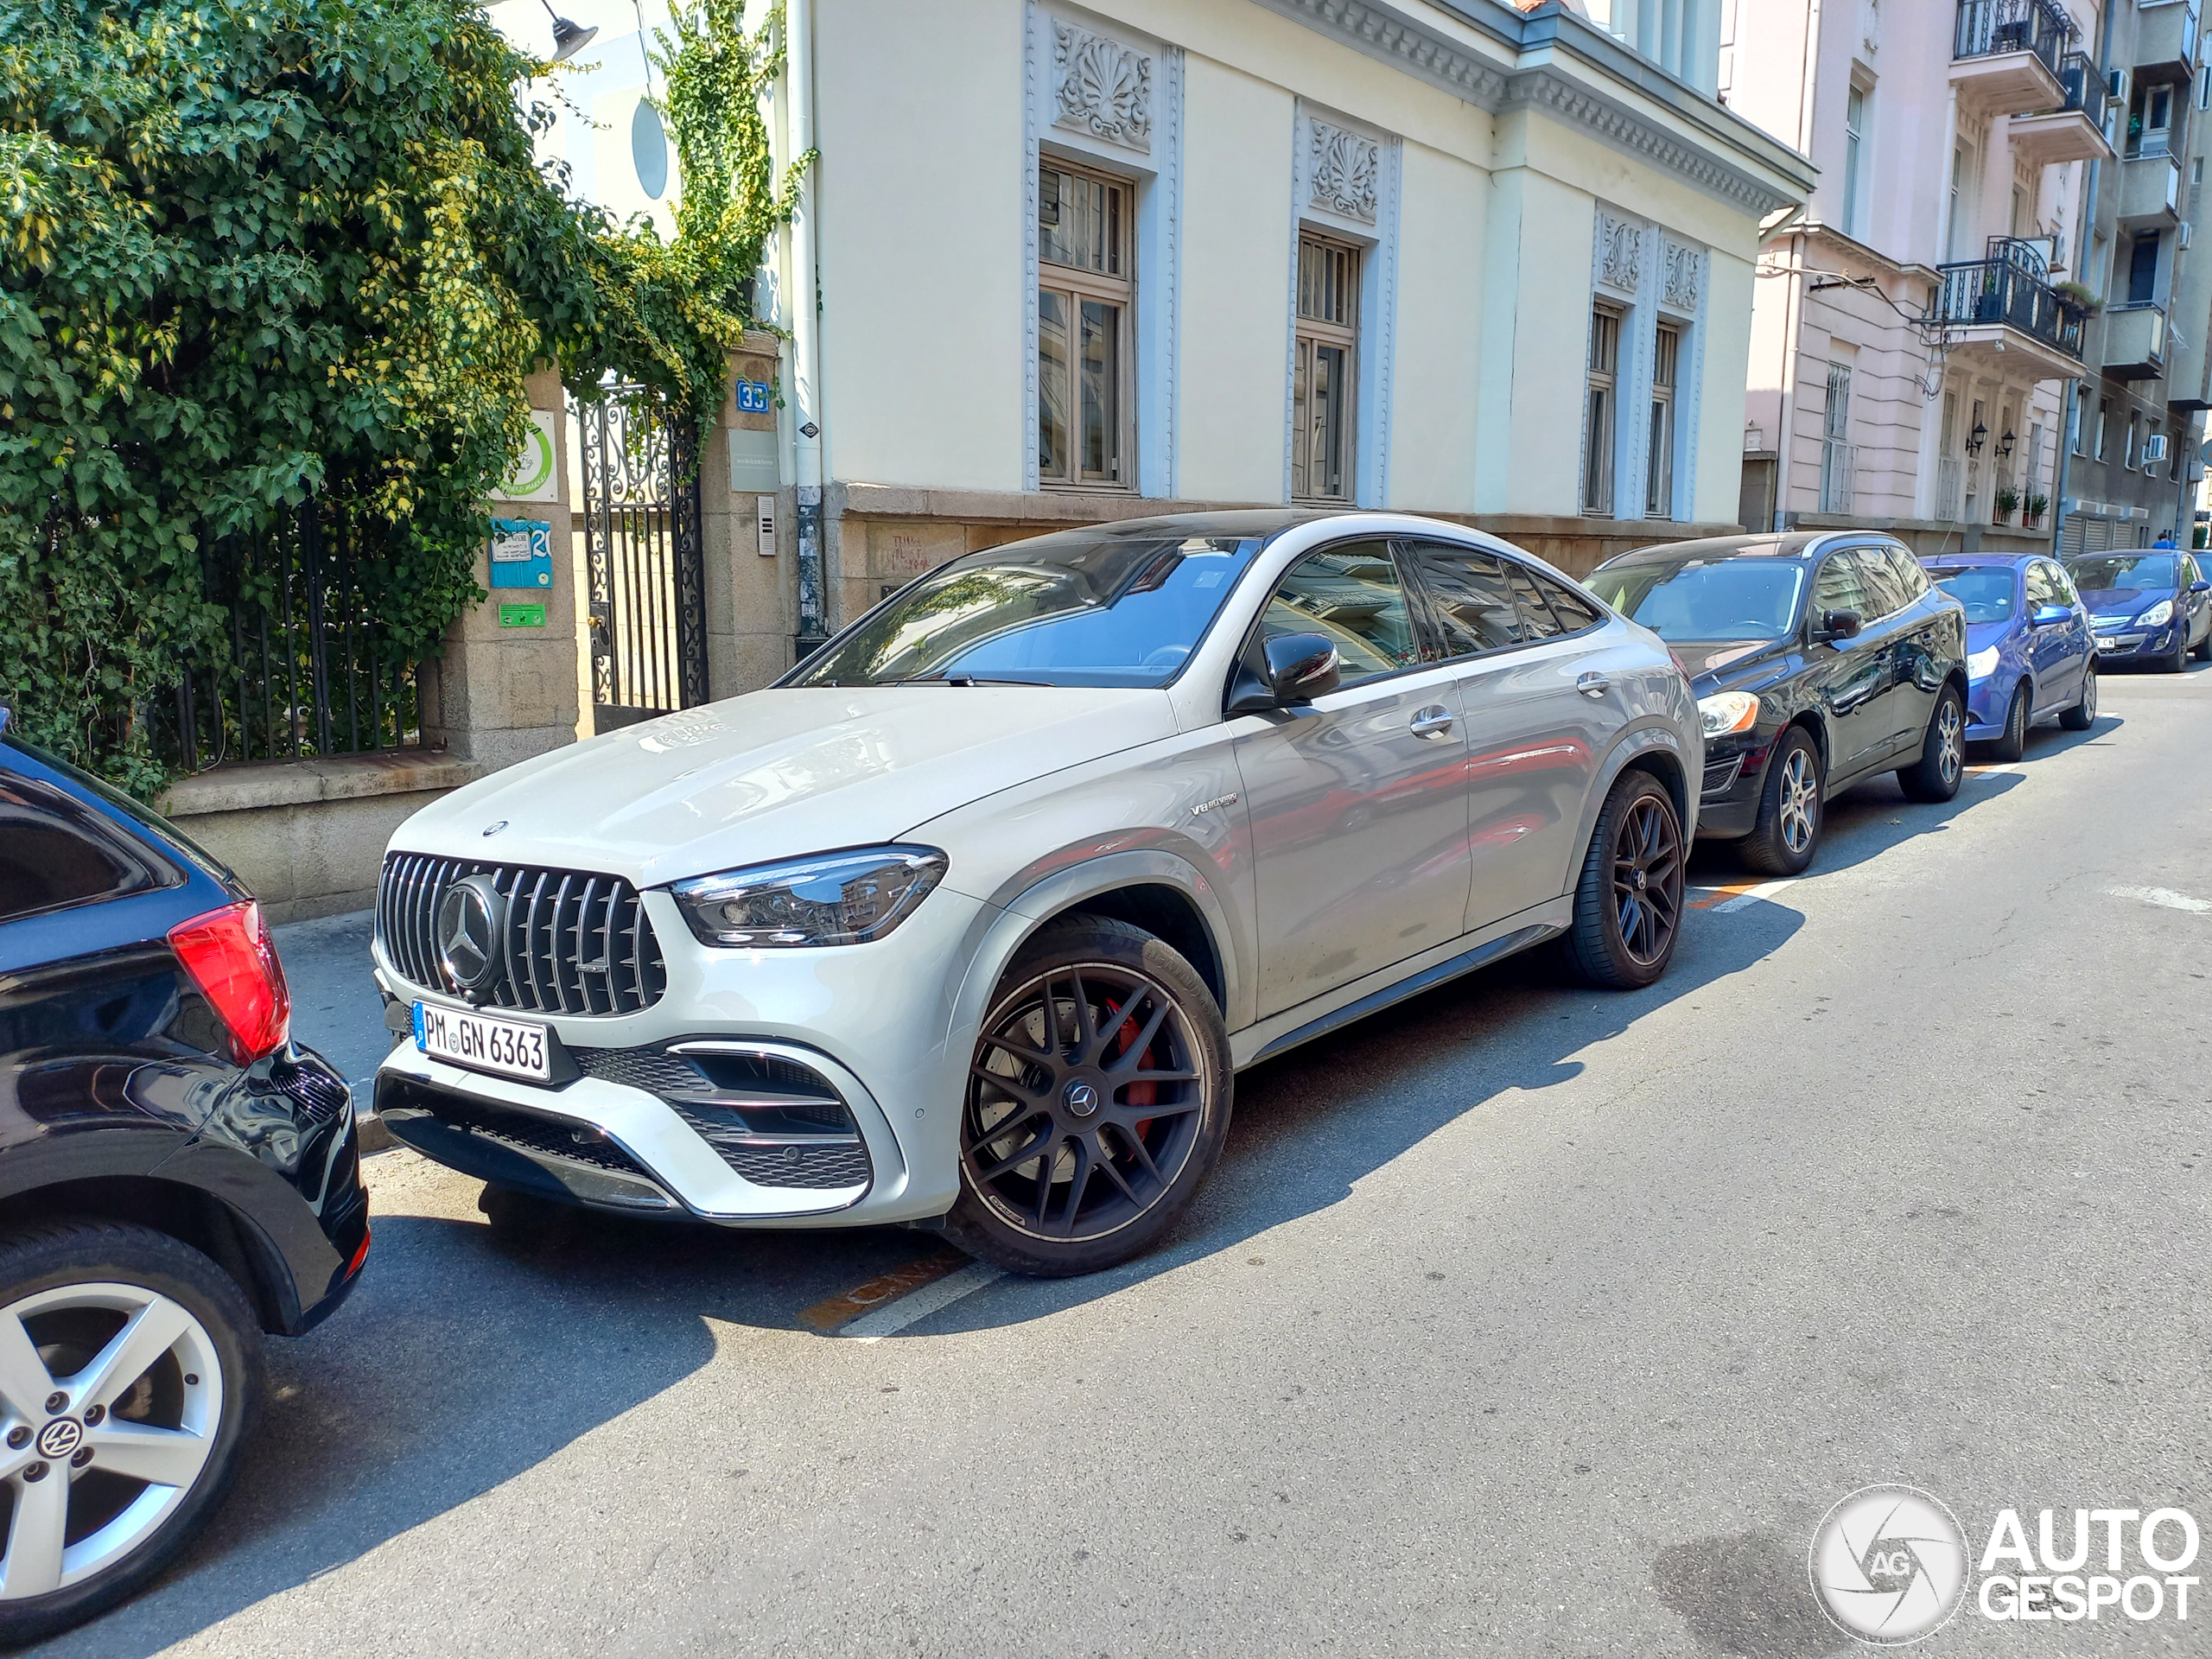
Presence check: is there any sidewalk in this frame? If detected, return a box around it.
[275,908,394,1149]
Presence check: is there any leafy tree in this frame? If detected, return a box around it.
[0,0,786,793]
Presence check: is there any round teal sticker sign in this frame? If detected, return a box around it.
[507,419,556,499]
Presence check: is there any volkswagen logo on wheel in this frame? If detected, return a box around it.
[35,1419,79,1460]
[1809,1484,1970,1645]
[436,875,507,1001]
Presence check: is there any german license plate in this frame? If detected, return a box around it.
[413,1001,550,1082]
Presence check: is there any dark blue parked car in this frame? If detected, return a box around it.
[1921,553,2097,760]
[2064,550,2212,673]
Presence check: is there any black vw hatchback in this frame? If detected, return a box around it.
[1589,533,1969,874]
[0,719,369,1641]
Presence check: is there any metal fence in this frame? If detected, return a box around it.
[156,499,421,772]
[1953,0,2074,73]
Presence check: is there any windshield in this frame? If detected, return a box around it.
[1928,565,2016,622]
[1586,558,1805,642]
[788,531,1265,689]
[2067,554,2176,592]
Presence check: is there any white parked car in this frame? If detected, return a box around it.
[372,512,1700,1274]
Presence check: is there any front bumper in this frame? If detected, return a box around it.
[1963,670,2016,736]
[1692,738,1770,839]
[2093,626,2171,660]
[370,884,994,1227]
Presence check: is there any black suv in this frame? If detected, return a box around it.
[0,721,368,1641]
[1590,532,1970,875]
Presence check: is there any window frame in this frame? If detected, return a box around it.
[1843,83,1866,236]
[1395,537,1608,666]
[1647,321,1681,520]
[1291,232,1363,505]
[1582,302,1624,518]
[1036,154,1138,493]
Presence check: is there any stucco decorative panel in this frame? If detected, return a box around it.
[1597,211,1643,297]
[1307,118,1381,224]
[1052,20,1152,152]
[1662,238,1705,315]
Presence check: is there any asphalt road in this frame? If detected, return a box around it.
[41,665,2212,1657]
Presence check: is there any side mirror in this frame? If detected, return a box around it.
[2190,579,2210,594]
[1815,607,1863,643]
[1228,632,1341,713]
[2031,604,2074,628]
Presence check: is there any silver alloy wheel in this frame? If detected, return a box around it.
[1778,748,1819,856]
[0,1283,221,1600]
[1936,698,1964,788]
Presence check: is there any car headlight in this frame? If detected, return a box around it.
[1697,690,1760,737]
[671,846,948,947]
[1967,645,1999,677]
[2139,599,2174,628]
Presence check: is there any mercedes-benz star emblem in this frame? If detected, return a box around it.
[436,875,507,1001]
[1064,1080,1100,1119]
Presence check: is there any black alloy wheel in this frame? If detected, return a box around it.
[1989,683,2028,763]
[949,918,1231,1276]
[2167,625,2192,673]
[1561,770,1685,990]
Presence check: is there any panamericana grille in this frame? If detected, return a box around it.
[377,853,667,1017]
[572,1046,873,1192]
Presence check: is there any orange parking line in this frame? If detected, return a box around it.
[797,1249,968,1331]
[1689,880,1763,910]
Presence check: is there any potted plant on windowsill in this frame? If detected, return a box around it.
[2024,493,2049,530]
[2055,279,2099,315]
[1994,485,2022,524]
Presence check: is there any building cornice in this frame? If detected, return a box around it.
[1243,0,1814,215]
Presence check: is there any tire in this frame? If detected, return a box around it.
[0,1221,262,1646]
[944,917,1232,1277]
[2058,661,2097,731]
[1987,682,2028,763]
[2195,619,2212,663]
[1738,726,1823,877]
[1897,684,1967,803]
[1560,770,1686,990]
[2164,626,2190,674]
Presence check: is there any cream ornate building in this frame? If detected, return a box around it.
[500,0,1808,685]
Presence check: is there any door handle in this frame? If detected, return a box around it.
[1408,705,1454,739]
[1575,671,1611,699]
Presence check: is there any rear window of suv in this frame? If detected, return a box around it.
[0,755,181,924]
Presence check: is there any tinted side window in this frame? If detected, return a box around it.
[1852,548,1907,619]
[0,775,173,924]
[1258,541,1423,686]
[1504,563,1565,639]
[1529,569,1602,632]
[1813,552,1871,616]
[1396,542,1528,656]
[1882,546,1929,603]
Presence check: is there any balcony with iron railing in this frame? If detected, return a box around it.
[2012,51,2118,166]
[1926,238,2086,378]
[1952,0,2076,112]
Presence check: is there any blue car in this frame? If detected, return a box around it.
[2063,550,2212,673]
[1920,553,2097,759]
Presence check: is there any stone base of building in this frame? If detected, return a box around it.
[823,482,1732,623]
[159,752,488,924]
[1783,511,2056,558]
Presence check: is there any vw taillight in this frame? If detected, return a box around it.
[168,900,291,1065]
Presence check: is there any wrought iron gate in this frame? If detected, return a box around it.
[575,385,709,732]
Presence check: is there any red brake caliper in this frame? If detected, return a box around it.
[1103,996,1156,1142]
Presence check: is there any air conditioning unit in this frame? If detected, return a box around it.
[2147,434,2171,462]
[2109,68,2131,104]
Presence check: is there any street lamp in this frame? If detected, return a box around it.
[535,0,596,62]
[1999,429,2017,459]
[1967,420,1987,455]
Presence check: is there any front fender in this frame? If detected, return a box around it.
[1560,718,1701,889]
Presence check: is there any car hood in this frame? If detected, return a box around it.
[2079,586,2170,616]
[1673,639,1799,696]
[391,685,1179,887]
